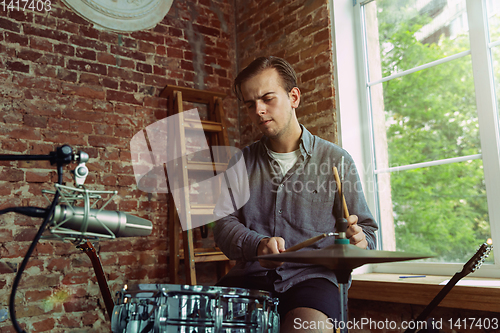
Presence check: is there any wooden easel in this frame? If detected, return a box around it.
[160,85,231,285]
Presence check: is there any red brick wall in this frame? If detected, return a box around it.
[0,0,236,331]
[234,0,337,146]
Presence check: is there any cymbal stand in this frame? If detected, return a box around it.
[333,242,350,333]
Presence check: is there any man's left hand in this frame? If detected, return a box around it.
[346,215,368,249]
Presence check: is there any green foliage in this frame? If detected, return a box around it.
[375,0,491,261]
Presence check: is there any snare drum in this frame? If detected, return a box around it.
[111,284,279,333]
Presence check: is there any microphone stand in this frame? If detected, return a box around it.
[1,146,77,333]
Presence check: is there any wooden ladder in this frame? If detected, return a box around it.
[160,84,231,285]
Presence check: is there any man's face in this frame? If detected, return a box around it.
[240,68,300,139]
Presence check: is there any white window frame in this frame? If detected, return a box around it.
[331,0,500,277]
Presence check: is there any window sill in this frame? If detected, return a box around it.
[350,273,500,312]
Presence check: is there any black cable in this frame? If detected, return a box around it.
[0,155,52,161]
[8,166,63,333]
[0,207,48,218]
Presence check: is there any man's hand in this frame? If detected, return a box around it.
[346,215,368,249]
[257,237,285,268]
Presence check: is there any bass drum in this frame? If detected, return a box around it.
[111,284,280,333]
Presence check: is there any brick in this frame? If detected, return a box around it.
[106,90,142,105]
[115,103,136,115]
[5,31,29,46]
[56,68,78,82]
[42,131,87,146]
[121,36,138,49]
[99,30,117,44]
[53,43,75,56]
[301,64,331,82]
[36,53,64,67]
[181,60,194,71]
[300,41,330,61]
[314,28,330,43]
[136,62,152,73]
[110,45,146,62]
[70,120,93,134]
[118,254,137,266]
[62,271,92,285]
[29,37,53,52]
[8,8,35,22]
[115,126,133,138]
[143,96,167,108]
[34,14,56,28]
[88,135,125,148]
[145,74,169,87]
[138,41,155,53]
[24,114,48,128]
[80,26,100,39]
[69,35,107,52]
[193,23,220,37]
[168,27,184,38]
[79,73,100,85]
[153,65,166,76]
[93,123,113,136]
[102,174,117,186]
[9,127,41,140]
[63,298,97,312]
[51,7,88,25]
[156,45,166,55]
[32,317,56,332]
[16,76,58,92]
[0,16,21,32]
[108,67,144,83]
[0,229,14,243]
[165,36,190,50]
[47,257,71,271]
[120,81,137,92]
[18,272,61,289]
[130,31,164,44]
[25,170,51,182]
[102,77,119,89]
[205,46,228,59]
[56,20,79,34]
[23,25,68,43]
[167,47,183,59]
[117,57,135,69]
[110,163,134,176]
[25,290,51,302]
[67,59,107,75]
[296,103,317,118]
[61,84,105,99]
[317,98,334,112]
[97,52,115,65]
[75,48,96,60]
[1,139,28,152]
[14,227,37,242]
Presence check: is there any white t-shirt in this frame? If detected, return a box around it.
[268,149,301,176]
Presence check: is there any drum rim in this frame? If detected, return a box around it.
[121,283,274,298]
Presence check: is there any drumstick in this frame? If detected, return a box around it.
[284,232,334,253]
[333,166,349,218]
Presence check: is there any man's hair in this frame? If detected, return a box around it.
[233,56,298,101]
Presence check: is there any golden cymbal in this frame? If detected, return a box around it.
[258,243,430,270]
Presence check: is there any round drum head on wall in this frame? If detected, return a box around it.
[61,0,174,32]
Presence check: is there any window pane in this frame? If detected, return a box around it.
[371,55,480,168]
[362,0,495,263]
[380,160,493,263]
[486,0,500,117]
[364,0,470,79]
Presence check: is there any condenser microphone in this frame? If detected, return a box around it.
[51,205,153,238]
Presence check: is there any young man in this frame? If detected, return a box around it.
[213,56,378,332]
